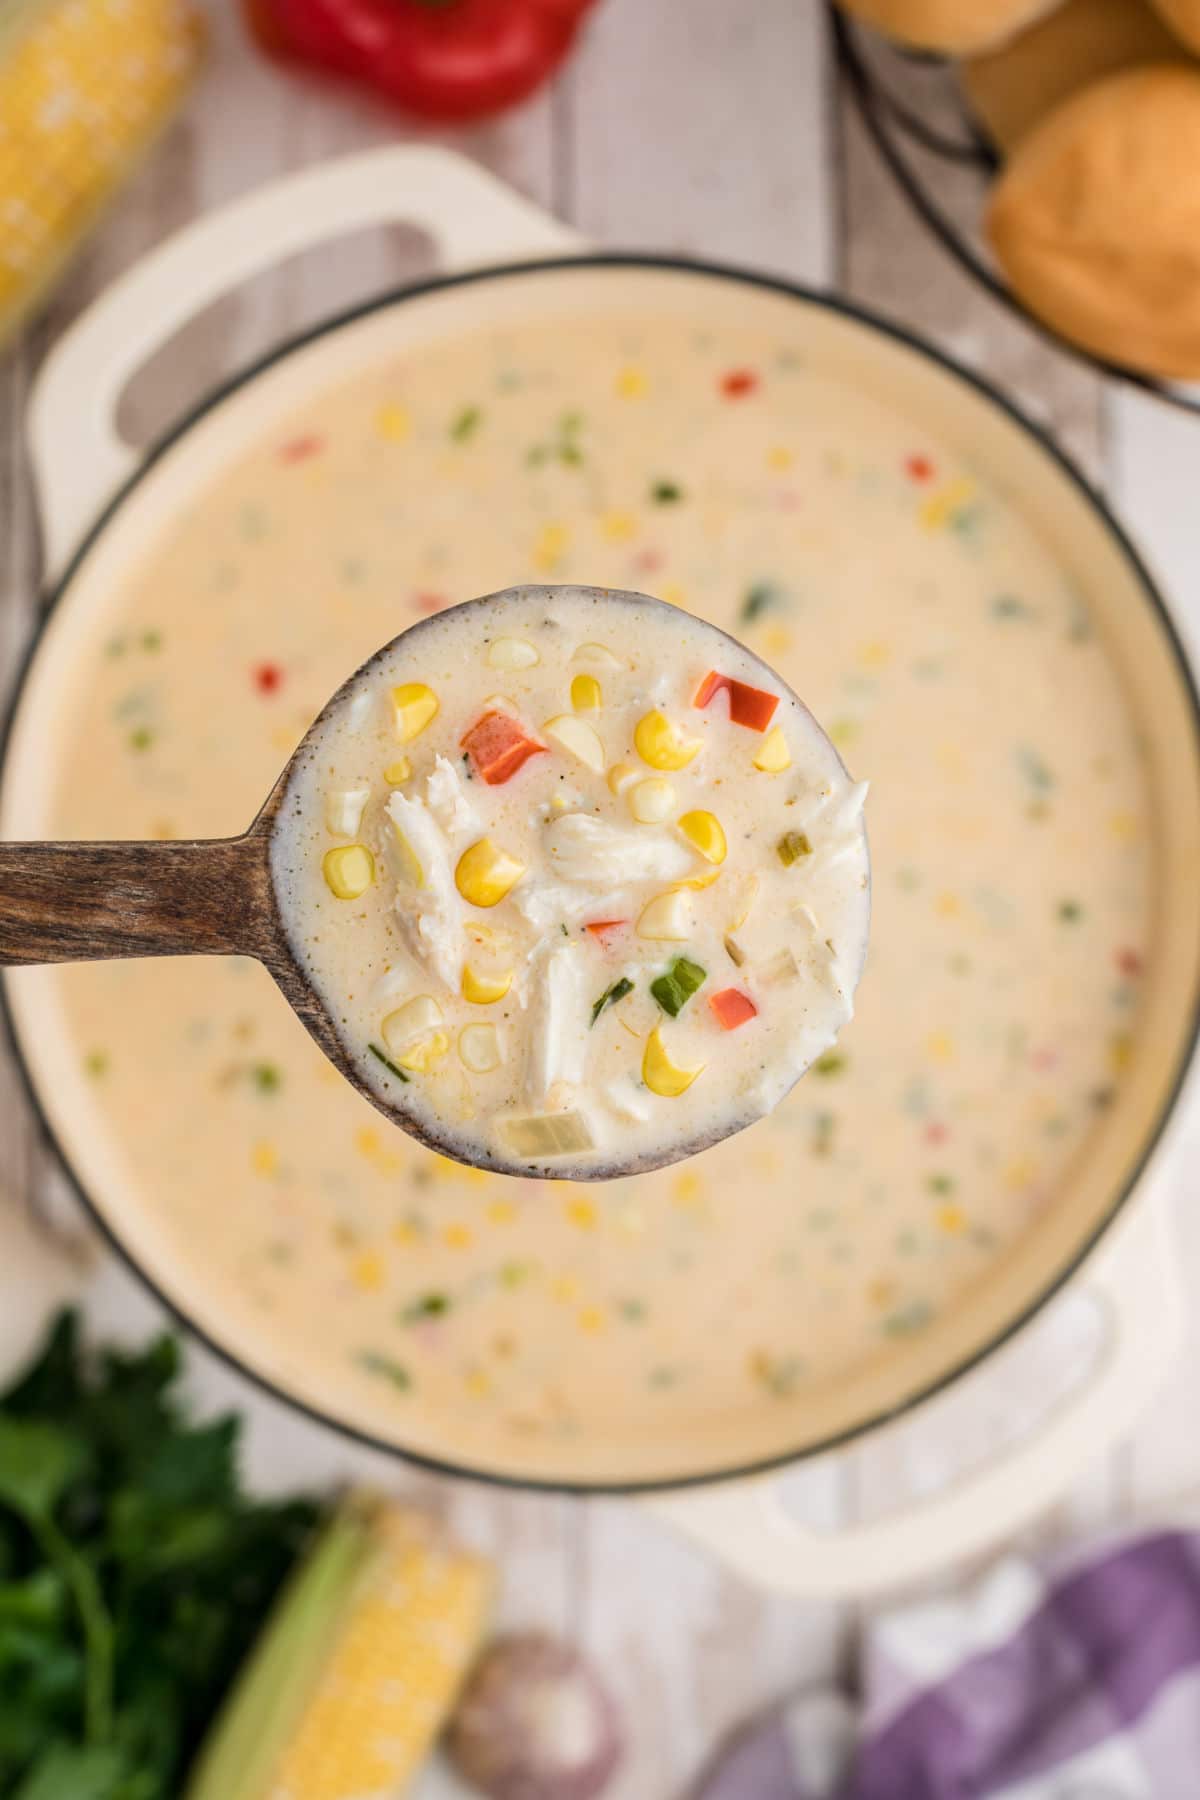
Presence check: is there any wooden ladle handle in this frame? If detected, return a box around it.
[0,834,277,966]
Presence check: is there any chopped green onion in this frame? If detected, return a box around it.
[356,1351,411,1388]
[591,975,634,1026]
[649,956,706,1018]
[400,1292,451,1324]
[451,405,482,442]
[777,830,812,866]
[368,1042,410,1083]
[740,581,788,625]
[650,479,684,504]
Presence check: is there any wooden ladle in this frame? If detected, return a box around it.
[0,778,347,1097]
[0,622,443,1146]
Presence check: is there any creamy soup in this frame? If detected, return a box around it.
[272,587,869,1177]
[42,311,1151,1453]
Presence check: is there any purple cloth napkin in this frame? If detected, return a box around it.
[697,1529,1200,1799]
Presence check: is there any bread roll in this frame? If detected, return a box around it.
[986,66,1200,376]
[1149,0,1200,51]
[965,0,1186,150]
[835,0,1064,55]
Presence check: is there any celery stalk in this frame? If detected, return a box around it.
[183,1497,381,1800]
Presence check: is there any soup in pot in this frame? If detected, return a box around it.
[42,310,1151,1458]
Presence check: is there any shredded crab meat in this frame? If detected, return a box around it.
[543,811,692,885]
[792,902,853,1019]
[384,788,467,992]
[424,754,481,839]
[525,942,591,1106]
[515,882,635,934]
[603,1075,652,1124]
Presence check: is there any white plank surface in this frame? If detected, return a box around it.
[2,2,1198,1793]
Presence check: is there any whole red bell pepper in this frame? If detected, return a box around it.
[244,0,600,123]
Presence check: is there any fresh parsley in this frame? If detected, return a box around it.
[0,1312,320,1799]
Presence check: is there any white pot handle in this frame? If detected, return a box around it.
[29,147,580,577]
[646,1187,1182,1597]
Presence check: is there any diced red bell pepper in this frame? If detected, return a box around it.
[693,670,779,732]
[585,919,628,945]
[709,988,758,1031]
[461,711,545,785]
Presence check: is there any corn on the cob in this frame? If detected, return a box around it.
[186,1495,494,1800]
[0,0,206,347]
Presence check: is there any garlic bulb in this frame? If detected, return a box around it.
[446,1632,623,1800]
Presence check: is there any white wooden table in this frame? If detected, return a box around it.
[2,4,1199,1793]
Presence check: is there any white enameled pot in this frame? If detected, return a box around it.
[4,150,1199,1595]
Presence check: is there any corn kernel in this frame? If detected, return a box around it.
[753,725,792,773]
[384,757,412,786]
[455,838,526,908]
[322,844,375,900]
[674,864,723,891]
[607,761,638,796]
[383,996,443,1057]
[728,875,760,930]
[643,1026,704,1097]
[571,673,602,712]
[487,637,539,670]
[375,401,410,440]
[351,1250,385,1292]
[629,777,675,824]
[601,510,637,543]
[251,1140,279,1177]
[572,642,624,669]
[634,709,702,771]
[462,964,513,1005]
[677,809,727,864]
[324,786,371,838]
[391,682,439,743]
[460,1024,502,1073]
[637,890,691,941]
[533,523,569,571]
[398,1031,450,1073]
[543,714,605,773]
